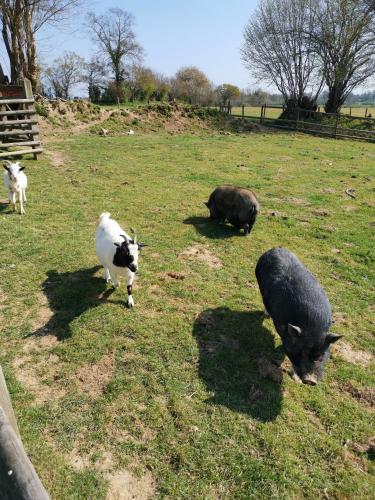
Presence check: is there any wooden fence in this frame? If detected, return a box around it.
[223,104,375,143]
[0,366,49,499]
[0,79,43,160]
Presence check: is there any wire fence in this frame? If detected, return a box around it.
[221,104,375,143]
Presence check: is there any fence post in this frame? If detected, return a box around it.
[350,107,352,116]
[334,113,339,138]
[296,108,300,130]
[241,104,244,121]
[365,107,368,118]
[117,97,120,110]
[260,105,264,123]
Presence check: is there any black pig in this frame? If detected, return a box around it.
[255,248,342,385]
[205,185,259,235]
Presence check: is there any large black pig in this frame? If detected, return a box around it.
[255,247,342,385]
[205,185,259,235]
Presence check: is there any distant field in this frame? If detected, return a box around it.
[231,105,375,119]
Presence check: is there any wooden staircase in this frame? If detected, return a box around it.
[0,78,43,160]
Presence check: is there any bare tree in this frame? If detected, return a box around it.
[83,57,106,101]
[87,8,143,86]
[43,51,84,98]
[310,0,375,113]
[241,0,323,107]
[0,1,80,89]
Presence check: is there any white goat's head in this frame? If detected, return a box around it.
[3,161,25,184]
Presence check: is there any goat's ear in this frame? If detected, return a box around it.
[19,166,25,171]
[114,242,121,248]
[204,201,209,207]
[120,234,129,244]
[138,242,148,249]
[3,161,10,171]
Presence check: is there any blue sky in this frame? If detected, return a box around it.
[32,0,259,90]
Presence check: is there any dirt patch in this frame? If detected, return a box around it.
[312,209,330,217]
[106,469,155,500]
[257,357,283,384]
[13,352,64,405]
[158,272,187,281]
[333,341,373,367]
[333,381,375,407]
[349,437,375,461]
[76,352,115,397]
[287,197,310,206]
[179,244,222,269]
[332,312,348,326]
[69,447,115,472]
[46,149,66,168]
[29,292,54,333]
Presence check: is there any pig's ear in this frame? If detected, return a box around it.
[287,323,302,337]
[325,333,342,345]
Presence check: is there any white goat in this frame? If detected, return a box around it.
[3,160,27,214]
[96,212,146,307]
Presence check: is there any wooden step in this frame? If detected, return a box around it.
[0,130,38,137]
[0,110,35,116]
[0,119,38,127]
[0,148,43,158]
[0,98,34,105]
[0,140,41,148]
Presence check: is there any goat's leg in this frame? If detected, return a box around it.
[19,190,25,215]
[126,271,135,308]
[10,191,16,212]
[111,271,120,288]
[23,189,27,203]
[104,267,111,283]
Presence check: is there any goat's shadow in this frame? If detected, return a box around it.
[193,307,283,421]
[25,265,127,341]
[184,216,245,239]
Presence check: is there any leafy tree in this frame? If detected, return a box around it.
[172,66,213,105]
[216,84,241,105]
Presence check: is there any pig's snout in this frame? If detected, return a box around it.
[302,375,318,386]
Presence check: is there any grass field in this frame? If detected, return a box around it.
[231,105,375,119]
[0,127,374,498]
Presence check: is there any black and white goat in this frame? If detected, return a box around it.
[3,160,27,214]
[96,212,146,307]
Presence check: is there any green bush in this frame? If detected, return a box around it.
[35,103,49,118]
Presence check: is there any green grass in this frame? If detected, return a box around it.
[0,128,374,499]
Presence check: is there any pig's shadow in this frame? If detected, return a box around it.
[193,307,283,421]
[184,216,244,239]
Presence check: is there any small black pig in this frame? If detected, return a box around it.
[255,247,342,385]
[205,185,259,235]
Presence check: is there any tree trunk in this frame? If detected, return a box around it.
[324,86,345,114]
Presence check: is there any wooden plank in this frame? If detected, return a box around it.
[0,141,41,148]
[0,130,38,137]
[0,110,35,117]
[0,368,20,439]
[0,99,34,105]
[0,148,43,158]
[23,79,40,160]
[0,405,50,499]
[0,119,38,127]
